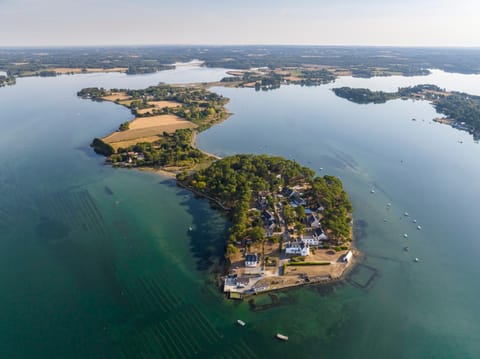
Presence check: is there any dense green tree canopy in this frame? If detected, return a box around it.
[180,154,352,246]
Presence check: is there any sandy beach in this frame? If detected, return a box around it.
[137,167,177,180]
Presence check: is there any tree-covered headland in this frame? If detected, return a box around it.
[178,154,353,259]
[79,84,229,171]
[333,84,480,139]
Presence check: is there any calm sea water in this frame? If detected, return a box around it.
[1,67,480,358]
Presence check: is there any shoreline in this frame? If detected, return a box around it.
[85,79,360,299]
[117,118,358,299]
[223,243,360,300]
[137,167,177,180]
[241,249,361,298]
[189,131,223,160]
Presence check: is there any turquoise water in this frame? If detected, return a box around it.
[199,75,480,357]
[1,68,480,358]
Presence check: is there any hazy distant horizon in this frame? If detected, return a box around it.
[1,0,479,47]
[1,44,480,50]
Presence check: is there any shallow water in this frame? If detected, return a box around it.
[199,73,480,358]
[1,68,479,358]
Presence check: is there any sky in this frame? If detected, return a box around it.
[1,0,479,47]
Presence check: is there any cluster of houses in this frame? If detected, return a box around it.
[125,151,145,163]
[284,220,328,256]
[283,187,306,207]
[244,186,331,267]
[229,184,353,296]
[245,253,260,267]
[112,151,145,167]
[283,187,328,257]
[453,121,474,132]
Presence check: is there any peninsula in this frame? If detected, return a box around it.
[0,74,15,87]
[80,83,356,298]
[218,66,338,91]
[333,84,480,139]
[179,154,354,299]
[78,85,229,172]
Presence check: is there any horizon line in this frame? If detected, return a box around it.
[1,44,480,50]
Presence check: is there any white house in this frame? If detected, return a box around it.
[343,250,353,263]
[284,188,306,206]
[301,236,320,246]
[290,191,306,206]
[285,241,310,256]
[245,253,259,267]
[313,227,328,241]
[307,214,321,228]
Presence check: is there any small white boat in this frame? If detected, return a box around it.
[319,167,323,171]
[413,219,417,223]
[383,218,388,222]
[387,202,392,207]
[404,246,409,252]
[417,225,422,230]
[276,333,289,341]
[370,189,375,194]
[188,226,193,231]
[414,258,419,262]
[403,233,408,238]
[237,320,246,326]
[404,212,409,217]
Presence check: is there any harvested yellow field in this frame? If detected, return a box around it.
[87,67,127,73]
[58,68,84,74]
[285,76,302,82]
[104,123,195,143]
[117,99,136,106]
[135,101,181,114]
[332,69,353,76]
[103,115,197,146]
[106,136,163,151]
[128,115,190,130]
[101,92,131,101]
[148,100,181,108]
[54,67,128,74]
[273,70,292,76]
[135,108,156,115]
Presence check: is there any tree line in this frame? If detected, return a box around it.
[178,154,352,258]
